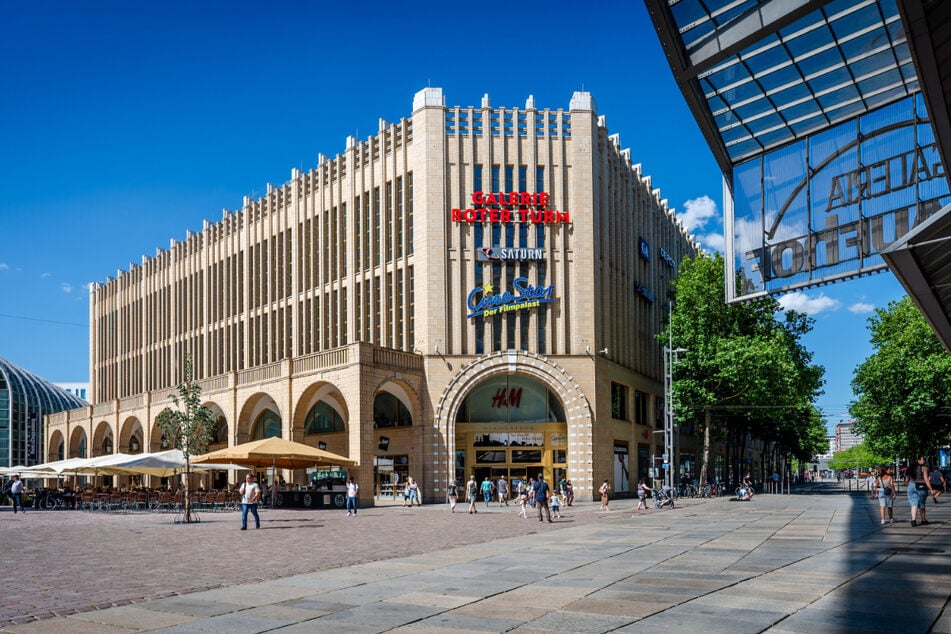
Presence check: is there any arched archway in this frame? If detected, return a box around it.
[119,417,145,454]
[237,393,283,444]
[292,383,350,456]
[69,427,87,459]
[435,351,593,497]
[48,430,65,462]
[92,421,114,457]
[370,380,418,499]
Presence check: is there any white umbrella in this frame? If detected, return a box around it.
[26,457,90,474]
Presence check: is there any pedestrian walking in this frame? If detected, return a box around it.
[238,473,261,530]
[551,492,562,518]
[599,479,611,511]
[517,488,528,518]
[867,471,878,499]
[406,476,420,506]
[930,466,946,503]
[634,478,648,513]
[345,477,359,516]
[532,472,553,523]
[480,477,493,507]
[466,475,478,514]
[447,479,458,512]
[10,475,26,515]
[906,455,936,527]
[565,480,574,506]
[497,475,509,506]
[876,466,896,524]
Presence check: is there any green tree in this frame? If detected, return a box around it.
[827,443,890,472]
[155,356,216,523]
[664,253,824,484]
[850,297,951,458]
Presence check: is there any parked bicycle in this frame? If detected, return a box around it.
[32,488,69,510]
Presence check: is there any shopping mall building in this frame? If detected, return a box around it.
[46,87,699,502]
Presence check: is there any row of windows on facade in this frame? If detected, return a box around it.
[444,111,572,137]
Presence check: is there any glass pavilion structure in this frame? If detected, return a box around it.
[0,357,87,468]
[646,0,951,350]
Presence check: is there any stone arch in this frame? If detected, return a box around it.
[372,378,418,428]
[119,416,145,454]
[150,409,173,452]
[48,429,65,462]
[92,421,115,457]
[203,401,229,448]
[434,350,593,489]
[238,392,283,443]
[292,382,350,439]
[69,426,88,459]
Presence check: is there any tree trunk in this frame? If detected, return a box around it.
[184,465,192,523]
[700,406,712,485]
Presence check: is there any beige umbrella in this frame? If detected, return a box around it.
[191,437,357,470]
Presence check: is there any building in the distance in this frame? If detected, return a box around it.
[55,383,89,402]
[46,88,699,502]
[1,358,87,467]
[835,422,863,453]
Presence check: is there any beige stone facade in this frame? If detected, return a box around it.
[46,87,699,502]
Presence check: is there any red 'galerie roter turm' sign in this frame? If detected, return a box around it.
[451,191,571,225]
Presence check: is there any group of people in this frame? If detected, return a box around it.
[446,473,564,522]
[873,457,947,527]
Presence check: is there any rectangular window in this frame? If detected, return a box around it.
[491,165,500,192]
[385,181,393,262]
[474,164,482,193]
[373,187,381,267]
[519,165,527,191]
[611,383,629,421]
[396,176,404,259]
[407,173,414,256]
[635,391,649,426]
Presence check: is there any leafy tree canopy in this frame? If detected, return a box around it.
[827,443,890,472]
[850,296,951,458]
[664,252,825,479]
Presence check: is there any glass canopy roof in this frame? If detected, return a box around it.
[668,0,917,164]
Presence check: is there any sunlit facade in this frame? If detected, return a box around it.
[47,88,699,501]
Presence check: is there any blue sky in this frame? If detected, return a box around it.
[0,2,906,432]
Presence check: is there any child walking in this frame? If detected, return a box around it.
[551,492,562,518]
[518,490,528,518]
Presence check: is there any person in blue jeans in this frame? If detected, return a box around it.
[10,475,26,514]
[346,477,359,516]
[481,477,493,506]
[239,473,261,530]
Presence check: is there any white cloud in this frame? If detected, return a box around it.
[848,302,875,314]
[41,272,52,279]
[0,263,8,270]
[678,195,718,231]
[697,232,725,253]
[61,282,73,293]
[778,291,841,315]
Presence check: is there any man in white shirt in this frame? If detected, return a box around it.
[239,474,261,530]
[346,477,359,516]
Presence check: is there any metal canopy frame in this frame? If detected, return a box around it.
[646,0,951,349]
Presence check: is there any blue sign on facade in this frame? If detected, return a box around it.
[467,277,555,319]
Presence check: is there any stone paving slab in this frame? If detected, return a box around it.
[2,484,949,632]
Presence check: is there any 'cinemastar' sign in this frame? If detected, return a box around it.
[467,277,555,318]
[452,192,570,225]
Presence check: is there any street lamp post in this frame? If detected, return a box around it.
[663,346,687,491]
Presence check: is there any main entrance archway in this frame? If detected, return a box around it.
[435,351,593,498]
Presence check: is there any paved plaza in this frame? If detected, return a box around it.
[1,483,948,633]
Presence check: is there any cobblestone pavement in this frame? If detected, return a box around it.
[0,496,622,626]
[2,485,949,633]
